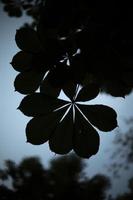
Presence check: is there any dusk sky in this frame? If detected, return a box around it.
[0,3,133,197]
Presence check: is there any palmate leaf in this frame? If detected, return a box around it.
[12,4,133,99]
[10,0,133,159]
[18,83,118,159]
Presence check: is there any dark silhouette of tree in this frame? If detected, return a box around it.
[0,0,42,28]
[0,185,15,200]
[108,118,133,177]
[1,1,133,158]
[0,154,111,200]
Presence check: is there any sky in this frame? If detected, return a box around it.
[0,3,133,197]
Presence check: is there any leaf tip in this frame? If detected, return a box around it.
[17,106,20,110]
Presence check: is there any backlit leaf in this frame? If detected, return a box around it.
[105,81,132,97]
[76,84,99,102]
[78,104,118,132]
[19,93,69,117]
[40,77,61,97]
[73,107,100,158]
[26,106,68,145]
[15,28,43,53]
[63,81,77,101]
[49,106,73,154]
[11,51,32,72]
[14,70,44,94]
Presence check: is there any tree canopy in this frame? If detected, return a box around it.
[0,154,111,200]
[1,0,133,158]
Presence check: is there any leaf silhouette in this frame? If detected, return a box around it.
[26,105,69,145]
[19,83,118,158]
[11,51,32,72]
[9,1,133,99]
[73,107,100,158]
[104,80,132,98]
[18,93,68,116]
[49,106,73,154]
[13,23,133,98]
[15,28,43,53]
[9,1,132,159]
[40,76,61,97]
[76,84,99,102]
[14,70,44,94]
[78,104,118,132]
[63,81,77,101]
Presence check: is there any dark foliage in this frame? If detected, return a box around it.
[2,0,133,158]
[108,119,133,177]
[1,0,42,19]
[11,2,133,97]
[17,86,117,158]
[0,154,111,200]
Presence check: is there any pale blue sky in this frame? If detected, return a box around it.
[0,4,133,197]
